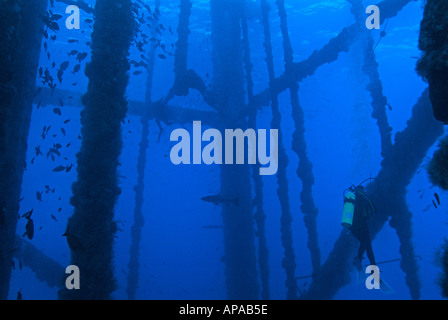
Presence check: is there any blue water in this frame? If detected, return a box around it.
[7,0,448,300]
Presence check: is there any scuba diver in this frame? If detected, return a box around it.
[342,184,375,266]
[342,179,393,293]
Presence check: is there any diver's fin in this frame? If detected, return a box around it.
[353,258,365,283]
[379,278,394,294]
[356,267,365,283]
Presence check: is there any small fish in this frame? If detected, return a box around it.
[50,13,63,21]
[201,194,239,206]
[85,18,93,24]
[53,165,66,172]
[57,69,63,84]
[23,218,34,240]
[133,70,143,75]
[72,64,81,74]
[61,128,66,136]
[158,54,166,60]
[50,214,58,222]
[434,193,441,206]
[59,98,64,107]
[68,49,78,56]
[68,39,78,44]
[35,145,42,156]
[64,119,70,124]
[53,108,61,115]
[17,289,22,300]
[433,199,438,209]
[47,147,61,159]
[36,191,43,202]
[21,209,33,220]
[60,61,69,71]
[65,164,73,172]
[76,52,88,63]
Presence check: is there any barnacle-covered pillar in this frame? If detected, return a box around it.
[419,0,448,188]
[276,0,321,278]
[127,0,160,301]
[59,0,135,300]
[165,0,208,102]
[211,0,259,299]
[417,0,448,123]
[242,3,270,300]
[0,0,47,300]
[261,0,297,300]
[417,0,448,298]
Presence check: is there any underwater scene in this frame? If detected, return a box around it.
[1,0,448,301]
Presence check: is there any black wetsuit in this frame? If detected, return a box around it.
[350,189,376,266]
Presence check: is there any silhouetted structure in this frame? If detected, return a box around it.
[1,0,441,301]
[127,0,161,301]
[59,0,136,300]
[418,0,448,299]
[417,0,448,123]
[260,0,297,300]
[0,0,47,300]
[276,0,321,278]
[211,0,259,299]
[242,3,270,300]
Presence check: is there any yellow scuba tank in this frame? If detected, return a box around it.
[342,191,356,228]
